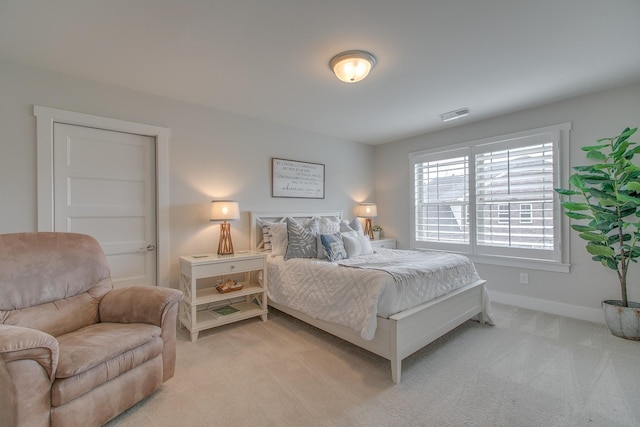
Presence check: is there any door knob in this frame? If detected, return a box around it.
[145,244,156,251]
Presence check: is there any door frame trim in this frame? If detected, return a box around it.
[34,105,171,287]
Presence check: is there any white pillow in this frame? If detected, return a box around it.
[343,234,373,258]
[340,218,365,237]
[342,234,361,257]
[270,223,288,256]
[349,218,365,237]
[340,220,353,233]
[360,235,373,255]
[341,230,358,239]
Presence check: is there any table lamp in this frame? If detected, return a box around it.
[210,200,240,255]
[357,203,377,240]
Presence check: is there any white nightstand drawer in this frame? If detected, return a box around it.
[371,238,397,249]
[194,257,264,277]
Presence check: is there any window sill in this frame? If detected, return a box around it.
[414,248,570,273]
[468,254,570,273]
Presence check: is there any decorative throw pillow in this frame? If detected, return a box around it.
[343,234,373,258]
[284,217,319,260]
[320,232,348,262]
[262,223,273,252]
[317,217,341,259]
[261,220,286,253]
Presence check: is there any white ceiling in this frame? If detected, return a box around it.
[1,0,639,145]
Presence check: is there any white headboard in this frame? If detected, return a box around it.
[250,210,343,251]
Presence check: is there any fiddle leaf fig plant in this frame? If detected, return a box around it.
[555,127,640,307]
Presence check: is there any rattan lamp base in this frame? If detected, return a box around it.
[217,222,235,255]
[363,218,374,240]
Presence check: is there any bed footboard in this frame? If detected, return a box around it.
[388,280,486,383]
[269,280,486,384]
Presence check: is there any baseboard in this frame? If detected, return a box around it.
[489,291,604,325]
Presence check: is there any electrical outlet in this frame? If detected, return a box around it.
[519,273,529,284]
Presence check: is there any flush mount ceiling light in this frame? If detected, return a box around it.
[330,50,377,83]
[440,108,470,122]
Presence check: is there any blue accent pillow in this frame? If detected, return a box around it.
[320,232,348,262]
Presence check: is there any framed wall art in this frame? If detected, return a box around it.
[272,158,325,199]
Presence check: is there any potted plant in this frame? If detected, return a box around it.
[555,126,640,340]
[372,225,383,240]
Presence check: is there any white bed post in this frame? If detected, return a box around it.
[479,284,486,325]
[390,320,401,384]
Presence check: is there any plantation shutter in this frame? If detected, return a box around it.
[474,132,557,259]
[413,148,470,249]
[410,124,568,268]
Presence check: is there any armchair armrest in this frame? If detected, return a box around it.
[99,287,183,381]
[99,286,183,326]
[0,324,59,381]
[1,325,59,426]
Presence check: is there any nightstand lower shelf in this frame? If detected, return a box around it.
[180,301,268,342]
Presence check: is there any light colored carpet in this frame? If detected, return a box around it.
[105,303,640,427]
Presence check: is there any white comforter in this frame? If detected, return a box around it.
[267,248,483,340]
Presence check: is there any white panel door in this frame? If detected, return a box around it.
[53,123,157,287]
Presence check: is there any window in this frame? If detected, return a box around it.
[519,203,532,224]
[413,151,469,246]
[410,123,571,270]
[497,204,510,224]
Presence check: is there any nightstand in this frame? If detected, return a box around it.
[370,238,397,250]
[179,251,267,342]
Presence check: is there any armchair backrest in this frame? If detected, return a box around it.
[0,232,113,336]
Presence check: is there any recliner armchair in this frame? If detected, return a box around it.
[0,232,183,427]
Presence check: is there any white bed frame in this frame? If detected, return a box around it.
[250,210,486,384]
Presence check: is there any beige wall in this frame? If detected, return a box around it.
[0,60,375,287]
[375,82,640,321]
[3,57,639,322]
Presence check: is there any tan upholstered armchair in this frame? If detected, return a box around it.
[0,232,183,427]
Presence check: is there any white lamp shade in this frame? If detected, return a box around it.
[210,200,240,221]
[330,50,376,83]
[357,203,377,218]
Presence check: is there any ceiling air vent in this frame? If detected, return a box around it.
[440,108,469,122]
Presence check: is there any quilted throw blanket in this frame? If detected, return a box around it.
[338,250,479,289]
[267,248,483,340]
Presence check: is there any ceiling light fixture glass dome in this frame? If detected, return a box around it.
[330,50,377,83]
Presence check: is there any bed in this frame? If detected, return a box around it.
[250,210,491,383]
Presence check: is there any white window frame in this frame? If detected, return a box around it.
[497,204,510,224]
[519,203,533,224]
[409,123,571,273]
